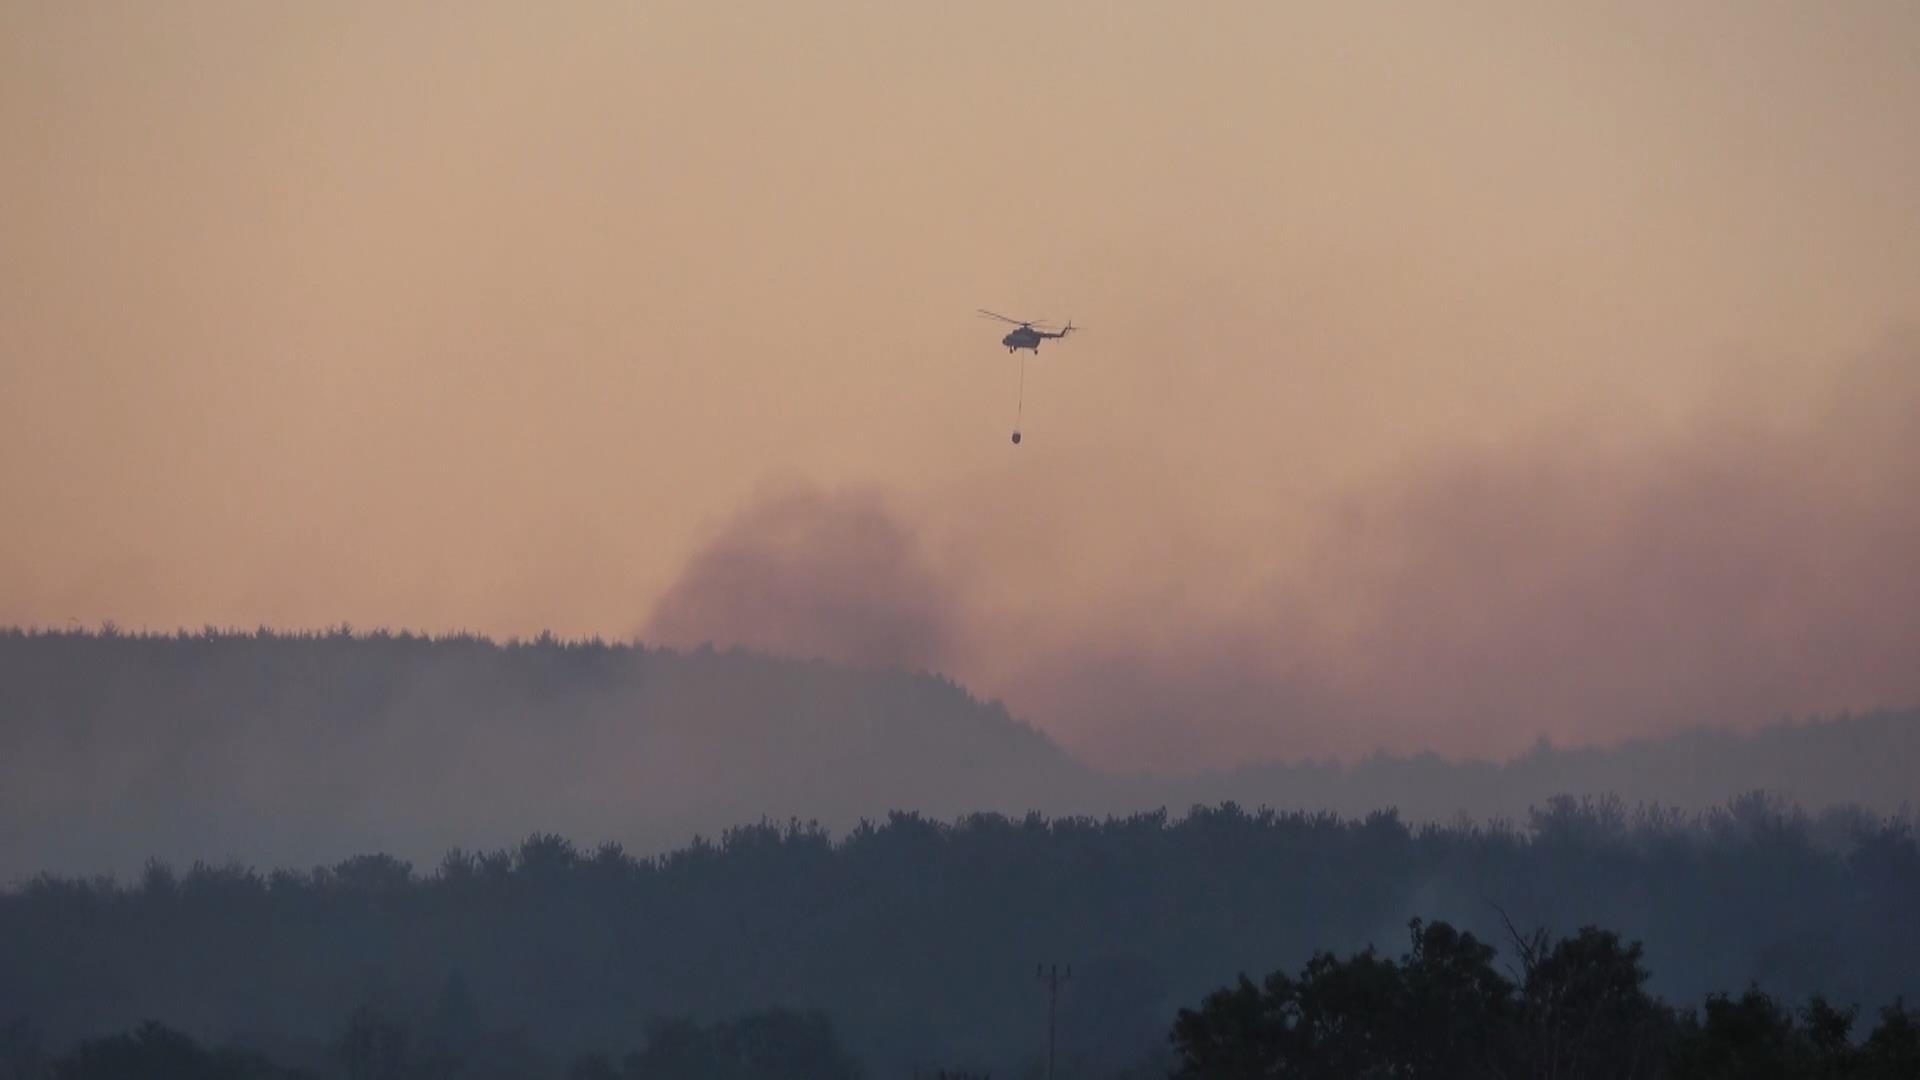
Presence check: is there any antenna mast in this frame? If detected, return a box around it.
[1037,962,1071,1080]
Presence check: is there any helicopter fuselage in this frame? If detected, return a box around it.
[980,309,1073,353]
[1003,327,1044,352]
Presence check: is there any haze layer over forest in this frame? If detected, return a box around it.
[4,628,1915,882]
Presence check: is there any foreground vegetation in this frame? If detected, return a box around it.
[6,917,1916,1078]
[1172,918,1919,1078]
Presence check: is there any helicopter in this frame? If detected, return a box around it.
[977,309,1077,353]
[978,309,1081,445]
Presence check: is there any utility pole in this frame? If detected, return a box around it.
[1037,962,1071,1080]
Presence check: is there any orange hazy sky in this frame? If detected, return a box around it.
[5,2,1918,770]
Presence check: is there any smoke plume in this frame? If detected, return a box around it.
[644,341,1920,772]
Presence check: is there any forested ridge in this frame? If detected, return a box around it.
[4,797,1917,1077]
[5,627,1918,883]
[0,627,1086,880]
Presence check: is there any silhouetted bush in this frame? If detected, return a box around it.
[1173,920,1920,1079]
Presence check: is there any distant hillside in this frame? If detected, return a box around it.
[0,628,1094,880]
[3,628,1918,881]
[1158,709,1920,830]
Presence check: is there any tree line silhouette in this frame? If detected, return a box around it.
[0,1006,865,1079]
[3,797,1917,1076]
[1172,917,1919,1078]
[5,917,1915,1078]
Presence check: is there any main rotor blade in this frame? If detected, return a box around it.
[977,308,1033,326]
